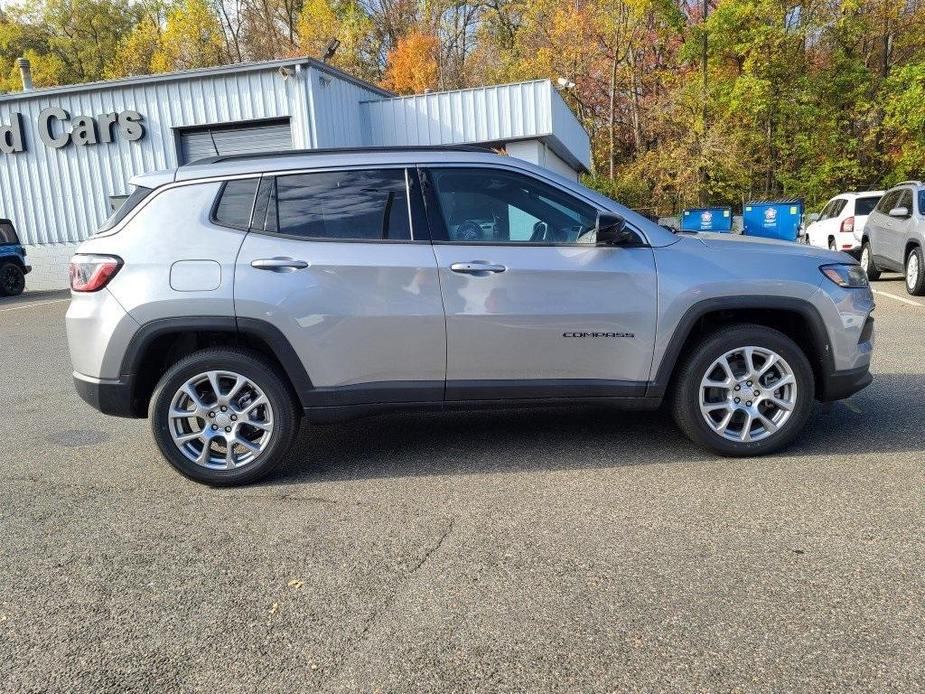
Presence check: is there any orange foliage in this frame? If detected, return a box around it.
[381,31,439,94]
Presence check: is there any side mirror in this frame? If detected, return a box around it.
[889,206,910,218]
[596,212,636,245]
[808,212,820,223]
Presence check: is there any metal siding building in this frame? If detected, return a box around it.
[0,58,590,289]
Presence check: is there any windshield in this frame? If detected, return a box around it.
[854,196,881,216]
[97,186,153,233]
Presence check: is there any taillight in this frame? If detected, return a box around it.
[69,254,123,292]
[840,216,855,234]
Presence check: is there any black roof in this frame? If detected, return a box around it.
[188,144,499,166]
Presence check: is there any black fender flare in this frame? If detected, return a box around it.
[118,315,314,406]
[646,295,833,399]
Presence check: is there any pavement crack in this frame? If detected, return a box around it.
[320,515,456,689]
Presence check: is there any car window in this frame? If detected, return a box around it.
[212,179,259,230]
[875,191,898,214]
[425,167,597,244]
[854,196,881,216]
[897,190,913,215]
[0,220,17,245]
[270,169,412,241]
[817,201,833,221]
[97,185,153,233]
[919,191,925,215]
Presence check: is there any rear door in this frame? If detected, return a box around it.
[234,167,446,407]
[421,165,657,400]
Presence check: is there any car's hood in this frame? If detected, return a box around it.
[688,232,853,263]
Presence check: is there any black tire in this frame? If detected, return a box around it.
[904,246,925,296]
[860,241,880,281]
[671,324,815,457]
[0,262,25,296]
[149,348,300,486]
[828,238,836,251]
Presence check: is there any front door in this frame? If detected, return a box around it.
[235,168,446,407]
[421,166,658,400]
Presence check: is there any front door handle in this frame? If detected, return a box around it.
[450,261,507,275]
[251,257,309,272]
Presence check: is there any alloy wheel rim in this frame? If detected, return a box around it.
[1,266,20,293]
[907,254,919,290]
[860,247,869,272]
[168,370,274,470]
[699,346,798,443]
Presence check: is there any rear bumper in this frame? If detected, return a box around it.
[817,365,872,402]
[73,372,138,418]
[22,264,31,274]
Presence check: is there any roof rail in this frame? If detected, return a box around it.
[894,180,923,187]
[187,144,500,166]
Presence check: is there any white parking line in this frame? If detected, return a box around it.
[0,298,70,313]
[871,289,925,307]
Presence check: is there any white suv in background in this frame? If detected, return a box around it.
[805,191,883,255]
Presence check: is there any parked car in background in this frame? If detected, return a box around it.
[861,181,925,295]
[805,192,883,255]
[66,147,875,485]
[0,218,30,297]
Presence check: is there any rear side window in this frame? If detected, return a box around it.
[0,220,17,245]
[270,169,412,241]
[212,179,259,229]
[98,186,153,233]
[854,196,881,216]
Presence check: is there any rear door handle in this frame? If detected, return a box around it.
[450,262,507,275]
[251,257,309,272]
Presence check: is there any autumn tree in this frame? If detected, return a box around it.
[381,29,438,93]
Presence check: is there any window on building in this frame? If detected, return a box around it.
[269,169,412,241]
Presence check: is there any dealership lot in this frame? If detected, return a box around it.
[1,281,923,692]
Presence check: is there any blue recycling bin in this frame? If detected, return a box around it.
[743,200,803,241]
[680,207,733,232]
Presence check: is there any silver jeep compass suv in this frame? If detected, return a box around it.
[66,147,875,485]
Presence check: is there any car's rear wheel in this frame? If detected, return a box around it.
[860,241,880,280]
[671,325,814,456]
[905,246,925,296]
[828,238,836,251]
[0,262,25,296]
[149,348,300,485]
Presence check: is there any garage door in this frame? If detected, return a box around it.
[177,119,292,164]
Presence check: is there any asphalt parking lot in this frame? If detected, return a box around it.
[2,280,923,693]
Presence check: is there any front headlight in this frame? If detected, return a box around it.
[820,264,869,288]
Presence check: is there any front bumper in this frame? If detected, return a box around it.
[73,372,138,418]
[817,365,872,402]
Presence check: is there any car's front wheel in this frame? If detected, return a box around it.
[0,262,25,296]
[905,246,925,296]
[671,325,814,456]
[149,348,300,485]
[860,241,880,280]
